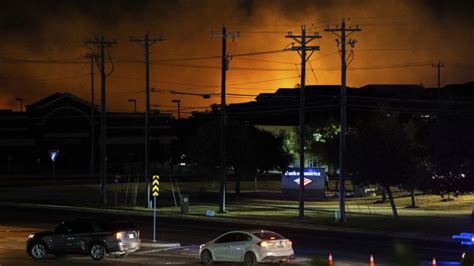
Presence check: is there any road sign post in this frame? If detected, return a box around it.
[48,150,59,185]
[152,175,159,242]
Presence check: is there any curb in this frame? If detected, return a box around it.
[0,201,457,244]
[140,240,181,248]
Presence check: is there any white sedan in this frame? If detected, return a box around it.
[199,230,294,265]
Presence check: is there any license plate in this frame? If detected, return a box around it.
[128,234,134,239]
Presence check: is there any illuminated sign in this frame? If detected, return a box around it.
[284,170,321,177]
[293,177,313,186]
[152,175,159,197]
[282,167,325,191]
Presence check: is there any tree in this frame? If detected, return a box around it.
[227,122,292,196]
[255,129,293,174]
[398,118,432,208]
[187,119,292,197]
[347,111,414,218]
[306,119,340,175]
[430,114,474,199]
[187,119,221,183]
[227,121,257,197]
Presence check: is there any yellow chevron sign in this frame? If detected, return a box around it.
[152,175,159,197]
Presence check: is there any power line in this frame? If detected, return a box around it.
[0,73,89,81]
[233,57,298,65]
[231,49,287,57]
[0,56,84,64]
[227,76,300,86]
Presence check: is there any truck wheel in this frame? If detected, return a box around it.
[29,242,47,260]
[90,243,106,260]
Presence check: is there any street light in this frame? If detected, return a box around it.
[128,99,137,113]
[150,104,160,113]
[151,88,211,99]
[16,98,23,112]
[171,99,181,119]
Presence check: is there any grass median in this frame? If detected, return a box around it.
[0,179,472,237]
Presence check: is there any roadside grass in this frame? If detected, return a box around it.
[0,180,472,236]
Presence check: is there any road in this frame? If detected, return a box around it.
[0,205,464,265]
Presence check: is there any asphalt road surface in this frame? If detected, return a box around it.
[0,205,465,265]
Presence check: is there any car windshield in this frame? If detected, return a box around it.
[253,231,284,240]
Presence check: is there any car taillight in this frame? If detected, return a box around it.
[258,241,276,247]
[137,230,140,238]
[115,232,122,240]
[287,240,292,246]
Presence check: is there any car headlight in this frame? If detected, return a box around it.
[28,234,35,239]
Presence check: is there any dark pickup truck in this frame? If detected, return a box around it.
[26,219,140,260]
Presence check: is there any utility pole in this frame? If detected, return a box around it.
[326,18,361,222]
[16,98,23,112]
[212,26,239,213]
[85,53,96,176]
[84,35,118,205]
[286,25,321,218]
[172,99,181,119]
[130,33,164,208]
[432,60,445,99]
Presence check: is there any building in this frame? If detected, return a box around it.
[0,92,175,176]
[226,82,474,170]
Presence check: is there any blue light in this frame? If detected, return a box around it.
[452,232,474,245]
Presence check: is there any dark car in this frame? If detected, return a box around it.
[26,219,140,260]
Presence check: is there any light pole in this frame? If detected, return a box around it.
[16,98,23,112]
[171,100,181,119]
[150,104,160,113]
[128,99,137,113]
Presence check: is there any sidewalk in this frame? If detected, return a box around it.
[0,201,458,244]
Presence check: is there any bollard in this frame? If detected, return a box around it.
[431,257,436,266]
[369,254,375,266]
[328,252,333,266]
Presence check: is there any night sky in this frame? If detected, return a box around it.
[1,0,473,116]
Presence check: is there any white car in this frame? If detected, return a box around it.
[199,230,294,265]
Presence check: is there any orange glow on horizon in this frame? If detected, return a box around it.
[0,0,473,117]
